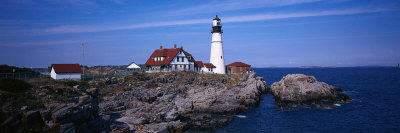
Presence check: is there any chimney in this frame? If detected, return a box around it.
[160,46,163,50]
[174,44,177,48]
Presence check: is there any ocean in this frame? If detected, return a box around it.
[213,67,400,133]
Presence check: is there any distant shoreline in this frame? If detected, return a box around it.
[300,66,339,68]
[251,66,397,69]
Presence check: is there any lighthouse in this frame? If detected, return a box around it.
[210,15,226,74]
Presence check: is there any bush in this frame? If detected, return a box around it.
[0,78,31,93]
[0,64,35,73]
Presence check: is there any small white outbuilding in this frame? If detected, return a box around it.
[126,62,141,72]
[50,64,82,80]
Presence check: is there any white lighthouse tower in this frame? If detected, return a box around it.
[210,15,226,74]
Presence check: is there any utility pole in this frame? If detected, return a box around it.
[82,43,85,80]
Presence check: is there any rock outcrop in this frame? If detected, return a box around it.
[0,81,113,133]
[1,71,268,133]
[270,74,351,109]
[99,72,268,132]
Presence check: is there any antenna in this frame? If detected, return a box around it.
[82,43,85,80]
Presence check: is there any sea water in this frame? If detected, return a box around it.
[212,67,400,133]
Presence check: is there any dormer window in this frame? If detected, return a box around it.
[154,56,165,61]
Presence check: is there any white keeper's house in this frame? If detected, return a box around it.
[50,64,82,80]
[144,45,215,73]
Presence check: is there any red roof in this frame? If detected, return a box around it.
[183,51,196,62]
[194,61,204,67]
[204,63,216,68]
[227,62,251,67]
[52,64,82,73]
[145,47,196,66]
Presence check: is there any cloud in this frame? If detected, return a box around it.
[109,0,124,4]
[2,39,99,47]
[223,8,385,23]
[38,8,386,34]
[43,0,95,6]
[40,19,210,34]
[168,0,322,15]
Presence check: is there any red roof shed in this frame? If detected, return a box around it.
[226,62,251,74]
[51,64,82,73]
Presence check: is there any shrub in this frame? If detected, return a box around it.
[226,82,233,89]
[0,78,31,93]
[0,65,35,73]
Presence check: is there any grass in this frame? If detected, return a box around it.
[0,78,45,111]
[132,72,149,81]
[0,78,31,93]
[59,80,89,88]
[0,91,45,111]
[225,77,241,89]
[81,73,126,81]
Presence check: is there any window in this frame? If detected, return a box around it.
[240,67,242,71]
[182,57,184,62]
[221,56,222,59]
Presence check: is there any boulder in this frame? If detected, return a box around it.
[116,116,148,125]
[23,111,45,132]
[270,74,351,108]
[86,88,99,97]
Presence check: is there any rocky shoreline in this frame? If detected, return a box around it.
[0,72,352,132]
[0,71,268,132]
[97,72,268,132]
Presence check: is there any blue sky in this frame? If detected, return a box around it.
[1,0,399,68]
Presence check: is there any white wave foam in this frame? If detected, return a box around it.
[235,115,247,118]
